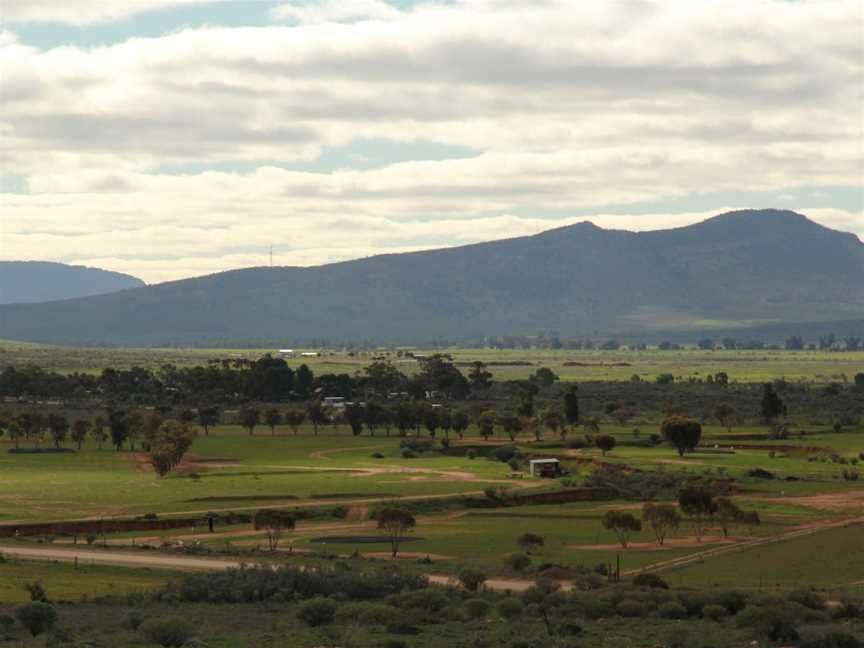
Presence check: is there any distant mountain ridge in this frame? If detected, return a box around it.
[0,210,861,345]
[0,261,145,305]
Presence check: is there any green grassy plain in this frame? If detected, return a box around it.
[2,339,860,382]
[0,559,172,603]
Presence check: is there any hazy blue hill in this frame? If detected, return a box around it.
[0,261,145,305]
[0,210,861,344]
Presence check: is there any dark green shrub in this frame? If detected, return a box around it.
[124,610,144,630]
[334,602,399,627]
[457,568,487,592]
[497,598,524,620]
[297,597,337,626]
[464,598,492,619]
[657,601,687,619]
[713,590,748,614]
[15,602,57,637]
[507,553,531,571]
[24,581,47,602]
[633,573,668,589]
[800,632,862,648]
[616,599,645,617]
[392,588,450,613]
[139,616,195,647]
[702,604,726,620]
[736,604,799,642]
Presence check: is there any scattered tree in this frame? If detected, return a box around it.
[678,485,717,541]
[197,406,220,436]
[264,408,283,435]
[238,407,260,436]
[760,382,786,422]
[563,385,580,429]
[516,532,544,554]
[595,434,617,456]
[661,416,702,457]
[476,410,496,441]
[713,403,738,433]
[601,510,642,548]
[254,509,296,552]
[376,507,416,558]
[306,400,328,436]
[715,497,742,538]
[641,503,681,546]
[70,419,91,450]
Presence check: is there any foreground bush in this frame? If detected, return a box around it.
[139,616,195,647]
[15,602,57,637]
[297,597,337,626]
[165,563,427,603]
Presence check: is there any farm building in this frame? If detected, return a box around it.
[528,458,561,478]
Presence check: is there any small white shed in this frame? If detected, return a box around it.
[528,458,561,477]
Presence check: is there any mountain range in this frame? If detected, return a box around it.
[0,261,145,306]
[0,209,861,345]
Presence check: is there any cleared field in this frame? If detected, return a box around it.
[0,558,172,603]
[2,339,860,382]
[668,522,864,589]
[0,427,525,521]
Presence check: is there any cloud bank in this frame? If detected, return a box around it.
[1,0,861,282]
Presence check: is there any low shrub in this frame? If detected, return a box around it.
[15,602,57,638]
[633,573,668,589]
[507,553,531,571]
[458,569,487,592]
[139,616,195,647]
[800,631,863,648]
[297,597,337,626]
[616,599,645,617]
[464,598,492,619]
[657,601,687,619]
[334,602,399,627]
[497,598,524,620]
[702,604,726,620]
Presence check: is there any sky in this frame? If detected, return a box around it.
[1,0,862,284]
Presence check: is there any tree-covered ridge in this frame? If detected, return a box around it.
[0,261,144,305]
[0,210,861,345]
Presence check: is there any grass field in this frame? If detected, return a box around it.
[0,401,862,601]
[2,339,861,382]
[669,522,864,589]
[0,559,172,603]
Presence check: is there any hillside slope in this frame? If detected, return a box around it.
[0,262,145,305]
[0,210,861,344]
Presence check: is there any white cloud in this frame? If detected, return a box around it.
[271,0,403,24]
[0,0,861,282]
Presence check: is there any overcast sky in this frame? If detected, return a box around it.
[2,0,862,283]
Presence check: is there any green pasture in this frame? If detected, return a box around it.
[668,522,864,589]
[0,428,524,522]
[0,420,861,523]
[0,558,172,603]
[282,497,815,574]
[2,339,860,382]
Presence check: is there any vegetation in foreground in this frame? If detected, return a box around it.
[1,563,863,648]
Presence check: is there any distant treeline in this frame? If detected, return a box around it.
[0,354,476,404]
[138,331,863,352]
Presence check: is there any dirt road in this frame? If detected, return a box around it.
[0,543,546,592]
[0,545,246,572]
